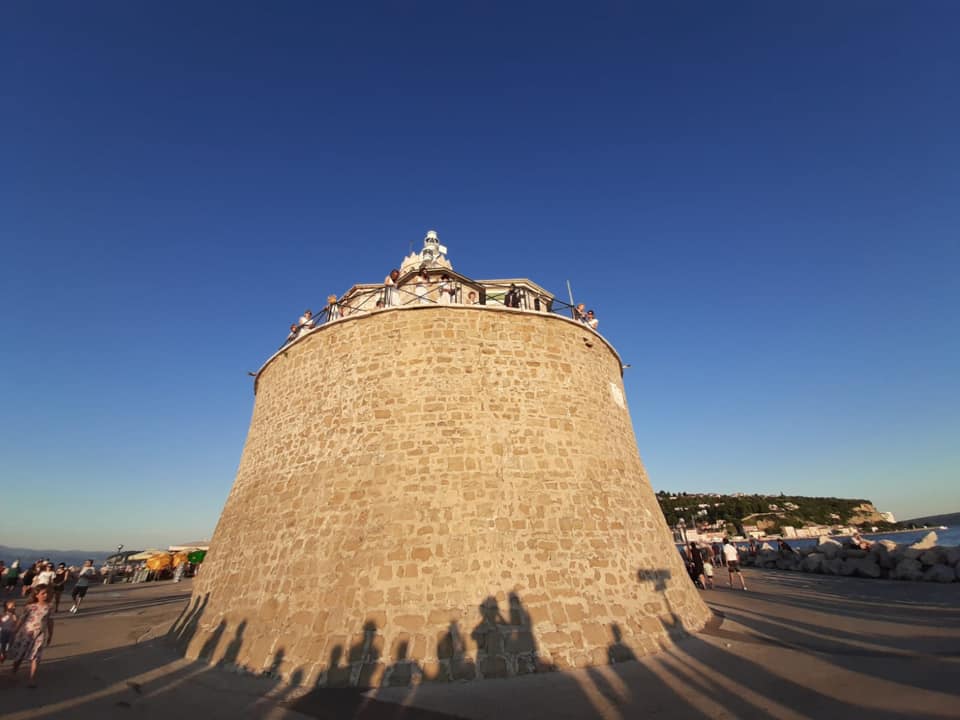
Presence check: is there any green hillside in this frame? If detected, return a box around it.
[655,492,891,534]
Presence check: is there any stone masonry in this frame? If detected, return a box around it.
[181,304,710,687]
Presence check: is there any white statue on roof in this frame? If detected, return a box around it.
[400,229,453,272]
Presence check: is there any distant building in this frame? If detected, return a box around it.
[880,511,896,523]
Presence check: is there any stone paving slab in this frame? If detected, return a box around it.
[2,571,959,719]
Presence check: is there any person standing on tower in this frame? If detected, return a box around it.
[415,268,430,304]
[384,269,400,306]
[438,274,455,303]
[585,310,599,331]
[326,294,341,321]
[298,309,315,330]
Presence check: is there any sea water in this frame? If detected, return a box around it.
[677,526,960,554]
[759,527,960,551]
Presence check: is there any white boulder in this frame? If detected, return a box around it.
[909,531,938,550]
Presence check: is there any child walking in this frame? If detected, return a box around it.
[9,584,54,687]
[0,599,16,661]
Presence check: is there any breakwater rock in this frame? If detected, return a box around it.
[740,532,960,582]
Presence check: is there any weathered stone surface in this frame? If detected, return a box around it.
[892,558,924,581]
[757,549,778,567]
[824,557,844,575]
[919,548,946,567]
[801,553,825,573]
[945,547,960,567]
[842,557,881,579]
[181,306,711,685]
[923,564,956,583]
[871,540,899,569]
[842,548,867,559]
[818,538,843,560]
[774,556,799,571]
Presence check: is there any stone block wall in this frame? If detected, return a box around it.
[179,305,710,686]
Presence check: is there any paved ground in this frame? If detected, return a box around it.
[2,570,958,719]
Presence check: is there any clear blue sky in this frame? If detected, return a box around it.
[2,3,957,550]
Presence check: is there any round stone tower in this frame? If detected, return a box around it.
[178,239,710,687]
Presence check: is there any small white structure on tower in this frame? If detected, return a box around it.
[401,229,453,272]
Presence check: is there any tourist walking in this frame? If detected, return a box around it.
[21,562,37,598]
[0,599,16,661]
[3,560,20,595]
[8,584,54,687]
[69,560,97,614]
[722,538,747,590]
[700,545,715,589]
[51,564,68,613]
[3,561,19,596]
[687,542,706,589]
[35,562,55,588]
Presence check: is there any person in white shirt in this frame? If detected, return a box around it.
[438,274,455,304]
[326,294,341,321]
[69,560,98,614]
[34,563,55,588]
[722,538,747,590]
[383,269,400,306]
[298,309,315,330]
[414,270,430,304]
[585,310,599,330]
